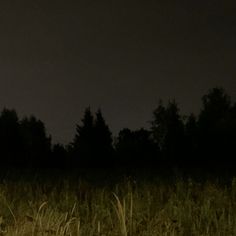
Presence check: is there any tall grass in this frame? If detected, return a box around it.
[0,175,235,235]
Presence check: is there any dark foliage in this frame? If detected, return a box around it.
[70,107,114,167]
[115,128,158,167]
[150,100,185,165]
[20,116,51,167]
[52,143,67,168]
[197,88,236,167]
[184,113,198,162]
[0,87,236,175]
[0,109,22,165]
[0,110,51,167]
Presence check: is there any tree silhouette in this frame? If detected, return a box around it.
[228,103,236,161]
[115,128,157,167]
[0,86,235,175]
[0,109,21,165]
[150,100,185,165]
[115,128,135,166]
[200,87,231,121]
[94,109,114,166]
[150,100,167,151]
[184,113,198,166]
[71,108,114,167]
[20,116,51,167]
[198,87,232,166]
[52,143,67,168]
[71,107,95,165]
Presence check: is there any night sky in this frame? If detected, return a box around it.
[0,0,236,144]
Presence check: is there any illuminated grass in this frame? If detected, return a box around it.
[0,176,235,235]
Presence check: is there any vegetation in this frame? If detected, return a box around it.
[0,87,235,172]
[0,174,235,235]
[0,87,235,234]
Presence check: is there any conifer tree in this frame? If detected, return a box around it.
[72,107,94,164]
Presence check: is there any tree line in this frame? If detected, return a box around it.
[1,87,236,171]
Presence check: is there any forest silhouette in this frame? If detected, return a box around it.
[0,87,236,175]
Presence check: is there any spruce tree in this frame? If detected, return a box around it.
[94,109,113,165]
[72,107,95,165]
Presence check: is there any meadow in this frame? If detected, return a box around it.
[0,170,235,236]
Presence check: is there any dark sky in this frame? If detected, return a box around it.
[0,0,236,144]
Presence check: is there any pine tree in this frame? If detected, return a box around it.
[71,108,114,167]
[72,107,95,165]
[94,109,113,150]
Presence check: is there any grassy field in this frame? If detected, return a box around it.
[0,171,235,235]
